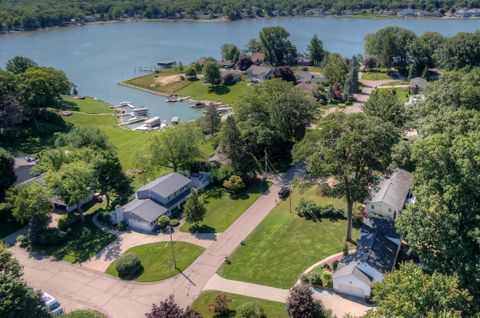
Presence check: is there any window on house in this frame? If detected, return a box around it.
[371,205,374,209]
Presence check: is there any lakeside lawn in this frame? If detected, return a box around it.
[377,86,410,104]
[217,187,359,289]
[124,72,191,95]
[180,181,269,233]
[62,97,115,114]
[361,68,392,80]
[105,241,204,282]
[31,210,116,263]
[176,79,251,104]
[192,291,288,318]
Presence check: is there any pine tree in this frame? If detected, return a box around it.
[307,34,325,66]
[183,189,206,226]
[203,104,221,136]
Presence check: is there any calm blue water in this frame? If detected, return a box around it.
[1,17,479,120]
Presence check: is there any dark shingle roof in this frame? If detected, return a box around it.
[138,173,191,199]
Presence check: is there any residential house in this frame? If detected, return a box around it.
[246,65,273,83]
[220,70,242,83]
[397,9,416,17]
[251,52,265,65]
[115,172,210,232]
[217,60,234,69]
[410,77,428,94]
[454,8,480,18]
[295,71,326,96]
[297,56,312,66]
[365,168,413,220]
[333,217,402,299]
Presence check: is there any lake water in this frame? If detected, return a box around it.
[1,17,479,121]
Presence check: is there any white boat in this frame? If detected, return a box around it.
[112,101,134,109]
[171,116,179,125]
[145,116,161,128]
[132,107,149,116]
[160,120,168,129]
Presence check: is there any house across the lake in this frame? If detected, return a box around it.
[333,217,402,299]
[365,168,413,220]
[246,65,273,83]
[115,172,210,232]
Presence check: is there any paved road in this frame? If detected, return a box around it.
[10,183,281,317]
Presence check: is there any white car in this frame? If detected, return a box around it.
[42,292,64,316]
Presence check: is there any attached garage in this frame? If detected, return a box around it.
[333,262,372,299]
[337,284,367,298]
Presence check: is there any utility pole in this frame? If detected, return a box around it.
[169,225,176,269]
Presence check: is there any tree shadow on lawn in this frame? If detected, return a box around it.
[208,85,230,96]
[188,224,217,235]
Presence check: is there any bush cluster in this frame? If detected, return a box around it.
[16,235,28,248]
[169,219,179,227]
[304,267,334,288]
[115,253,142,279]
[295,199,344,220]
[157,215,171,231]
[58,213,77,231]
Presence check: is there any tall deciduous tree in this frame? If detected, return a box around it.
[203,103,221,136]
[259,26,297,66]
[364,27,416,72]
[396,132,480,301]
[244,38,262,54]
[6,183,51,244]
[146,295,201,318]
[54,126,110,150]
[363,89,405,127]
[5,56,37,74]
[16,67,71,131]
[183,189,206,226]
[364,263,472,318]
[203,61,221,85]
[436,31,480,70]
[45,160,96,222]
[136,124,200,175]
[307,34,325,66]
[286,284,327,318]
[407,32,444,74]
[322,53,349,85]
[293,113,398,241]
[221,43,240,62]
[0,70,22,129]
[0,147,16,199]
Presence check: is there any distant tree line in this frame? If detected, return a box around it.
[0,0,479,31]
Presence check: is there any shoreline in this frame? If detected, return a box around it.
[1,14,478,36]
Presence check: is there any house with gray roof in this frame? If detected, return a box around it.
[366,168,413,220]
[333,217,402,299]
[115,172,209,232]
[246,65,272,83]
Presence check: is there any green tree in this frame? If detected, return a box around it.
[54,126,110,150]
[244,38,262,54]
[5,56,37,74]
[0,147,16,199]
[436,31,480,70]
[183,189,206,226]
[363,89,405,127]
[259,26,297,66]
[407,32,445,74]
[286,284,326,318]
[6,183,51,244]
[365,263,472,318]
[136,124,200,174]
[203,103,221,136]
[0,70,22,129]
[203,61,221,85]
[17,67,71,131]
[322,53,349,85]
[45,160,96,222]
[223,175,245,194]
[364,27,416,72]
[293,113,398,241]
[307,34,325,66]
[0,242,22,277]
[396,133,480,301]
[221,43,240,62]
[185,67,197,80]
[237,301,265,318]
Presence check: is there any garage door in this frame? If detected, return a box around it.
[338,284,365,298]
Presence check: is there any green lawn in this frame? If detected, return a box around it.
[378,87,410,104]
[217,187,359,289]
[192,291,288,318]
[180,181,269,233]
[361,68,392,80]
[62,97,115,114]
[31,212,116,263]
[105,242,204,282]
[124,72,191,95]
[59,309,107,318]
[176,79,251,104]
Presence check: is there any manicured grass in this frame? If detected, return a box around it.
[378,87,410,104]
[217,187,359,289]
[192,291,288,318]
[31,213,116,263]
[124,72,191,95]
[105,242,204,282]
[62,97,115,114]
[180,181,269,233]
[378,80,409,86]
[176,79,251,104]
[361,68,392,80]
[59,309,107,318]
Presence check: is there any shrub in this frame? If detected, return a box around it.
[343,243,349,256]
[318,205,344,219]
[17,235,28,248]
[157,215,171,231]
[316,182,332,197]
[169,219,179,227]
[223,73,235,86]
[237,301,265,318]
[208,293,231,315]
[307,271,323,286]
[115,253,142,279]
[295,198,321,218]
[58,213,77,231]
[39,228,65,246]
[300,273,310,284]
[352,209,364,228]
[117,220,128,231]
[321,271,333,288]
[332,260,339,271]
[223,175,245,194]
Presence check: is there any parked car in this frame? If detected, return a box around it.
[42,292,63,316]
[278,186,290,199]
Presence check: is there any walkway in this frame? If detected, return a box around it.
[10,182,282,317]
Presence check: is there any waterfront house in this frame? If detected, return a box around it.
[115,172,210,232]
[454,8,480,18]
[217,60,234,69]
[246,65,273,83]
[365,168,413,220]
[220,69,242,83]
[333,217,402,299]
[297,56,313,66]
